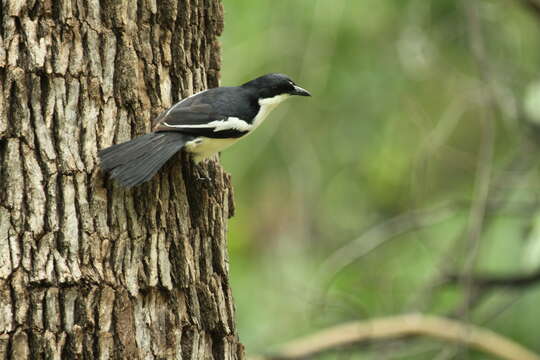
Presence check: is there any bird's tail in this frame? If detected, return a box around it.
[99,132,192,187]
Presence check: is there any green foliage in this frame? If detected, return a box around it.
[221,0,540,357]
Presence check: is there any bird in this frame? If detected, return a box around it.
[98,73,311,187]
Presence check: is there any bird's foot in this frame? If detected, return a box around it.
[194,166,212,183]
[195,174,211,183]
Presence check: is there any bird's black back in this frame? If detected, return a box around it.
[169,86,260,122]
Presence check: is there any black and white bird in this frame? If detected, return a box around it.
[99,73,311,187]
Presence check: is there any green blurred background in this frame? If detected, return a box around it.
[219,0,540,358]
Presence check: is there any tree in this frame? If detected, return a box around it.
[0,1,243,358]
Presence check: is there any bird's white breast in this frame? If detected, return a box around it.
[185,137,241,163]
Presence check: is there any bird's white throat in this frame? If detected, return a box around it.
[252,94,290,128]
[259,93,291,106]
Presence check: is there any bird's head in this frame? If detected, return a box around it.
[242,73,311,104]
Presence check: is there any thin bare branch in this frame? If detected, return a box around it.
[520,0,540,19]
[252,314,540,360]
[461,0,496,287]
[317,203,456,288]
[445,268,540,289]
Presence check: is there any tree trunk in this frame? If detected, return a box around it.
[0,1,243,359]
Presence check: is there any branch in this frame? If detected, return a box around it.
[444,268,540,289]
[317,203,456,287]
[252,314,540,360]
[461,0,496,325]
[520,0,540,19]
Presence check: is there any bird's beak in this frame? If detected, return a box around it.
[291,85,311,97]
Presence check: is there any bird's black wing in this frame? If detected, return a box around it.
[153,91,254,139]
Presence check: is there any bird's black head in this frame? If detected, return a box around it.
[242,73,311,100]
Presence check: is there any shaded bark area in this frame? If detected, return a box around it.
[0,0,243,358]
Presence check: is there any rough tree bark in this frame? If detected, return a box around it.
[0,1,244,359]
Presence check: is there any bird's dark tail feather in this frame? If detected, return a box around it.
[99,132,191,187]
